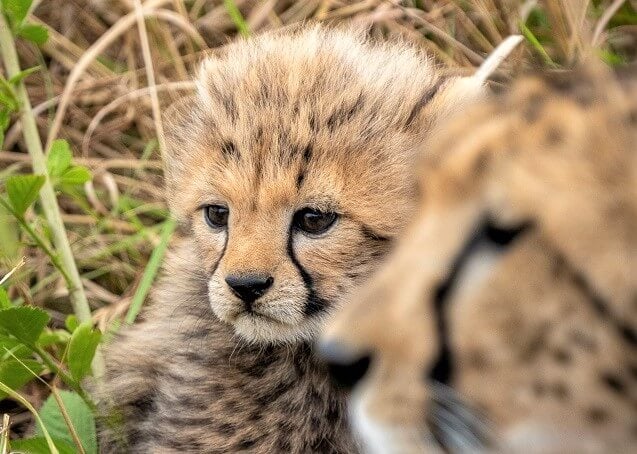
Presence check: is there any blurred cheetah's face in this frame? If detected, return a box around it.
[162,26,483,344]
[321,67,637,452]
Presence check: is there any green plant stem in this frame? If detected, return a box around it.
[223,0,250,37]
[32,345,98,413]
[519,21,557,67]
[0,198,73,287]
[0,13,104,378]
[51,386,86,454]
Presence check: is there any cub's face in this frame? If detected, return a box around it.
[163,27,482,344]
[188,149,397,344]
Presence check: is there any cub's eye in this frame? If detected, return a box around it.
[293,208,337,235]
[204,205,229,228]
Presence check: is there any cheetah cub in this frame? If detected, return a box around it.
[101,25,483,452]
[322,66,637,453]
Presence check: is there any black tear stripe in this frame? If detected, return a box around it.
[429,218,532,385]
[286,229,330,316]
[429,289,453,384]
[561,253,637,348]
[209,231,229,277]
[405,77,446,127]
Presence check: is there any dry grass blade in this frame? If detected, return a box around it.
[593,0,627,46]
[0,257,25,286]
[0,414,9,454]
[150,9,208,48]
[0,151,163,170]
[135,0,176,162]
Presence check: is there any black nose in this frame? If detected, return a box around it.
[225,274,274,305]
[318,341,372,389]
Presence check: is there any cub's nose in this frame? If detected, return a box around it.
[225,274,274,305]
[318,341,372,389]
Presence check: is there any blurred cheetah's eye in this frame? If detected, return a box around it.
[204,205,229,228]
[293,208,337,235]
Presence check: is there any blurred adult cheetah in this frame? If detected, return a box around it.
[322,65,637,453]
[100,25,484,452]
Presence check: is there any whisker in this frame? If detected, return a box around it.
[428,381,495,452]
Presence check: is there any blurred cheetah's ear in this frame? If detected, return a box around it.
[415,35,523,130]
[413,76,486,130]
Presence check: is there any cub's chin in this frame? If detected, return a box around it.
[208,295,325,345]
[232,312,322,345]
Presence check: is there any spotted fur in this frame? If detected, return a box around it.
[100,25,483,452]
[322,65,637,453]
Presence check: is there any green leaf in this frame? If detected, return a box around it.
[37,329,70,348]
[0,202,20,260]
[0,287,10,309]
[64,314,78,333]
[1,0,33,28]
[0,359,44,399]
[0,108,9,130]
[46,140,72,178]
[37,390,97,454]
[59,166,91,186]
[0,84,18,111]
[598,48,626,66]
[0,306,50,346]
[10,437,75,454]
[0,108,8,150]
[0,334,31,360]
[6,174,45,216]
[17,23,48,45]
[67,322,101,382]
[8,65,40,86]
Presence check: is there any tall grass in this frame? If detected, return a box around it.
[0,0,635,447]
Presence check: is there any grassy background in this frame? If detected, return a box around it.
[1,0,636,446]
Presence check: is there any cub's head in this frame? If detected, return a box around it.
[321,66,637,452]
[163,25,482,344]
